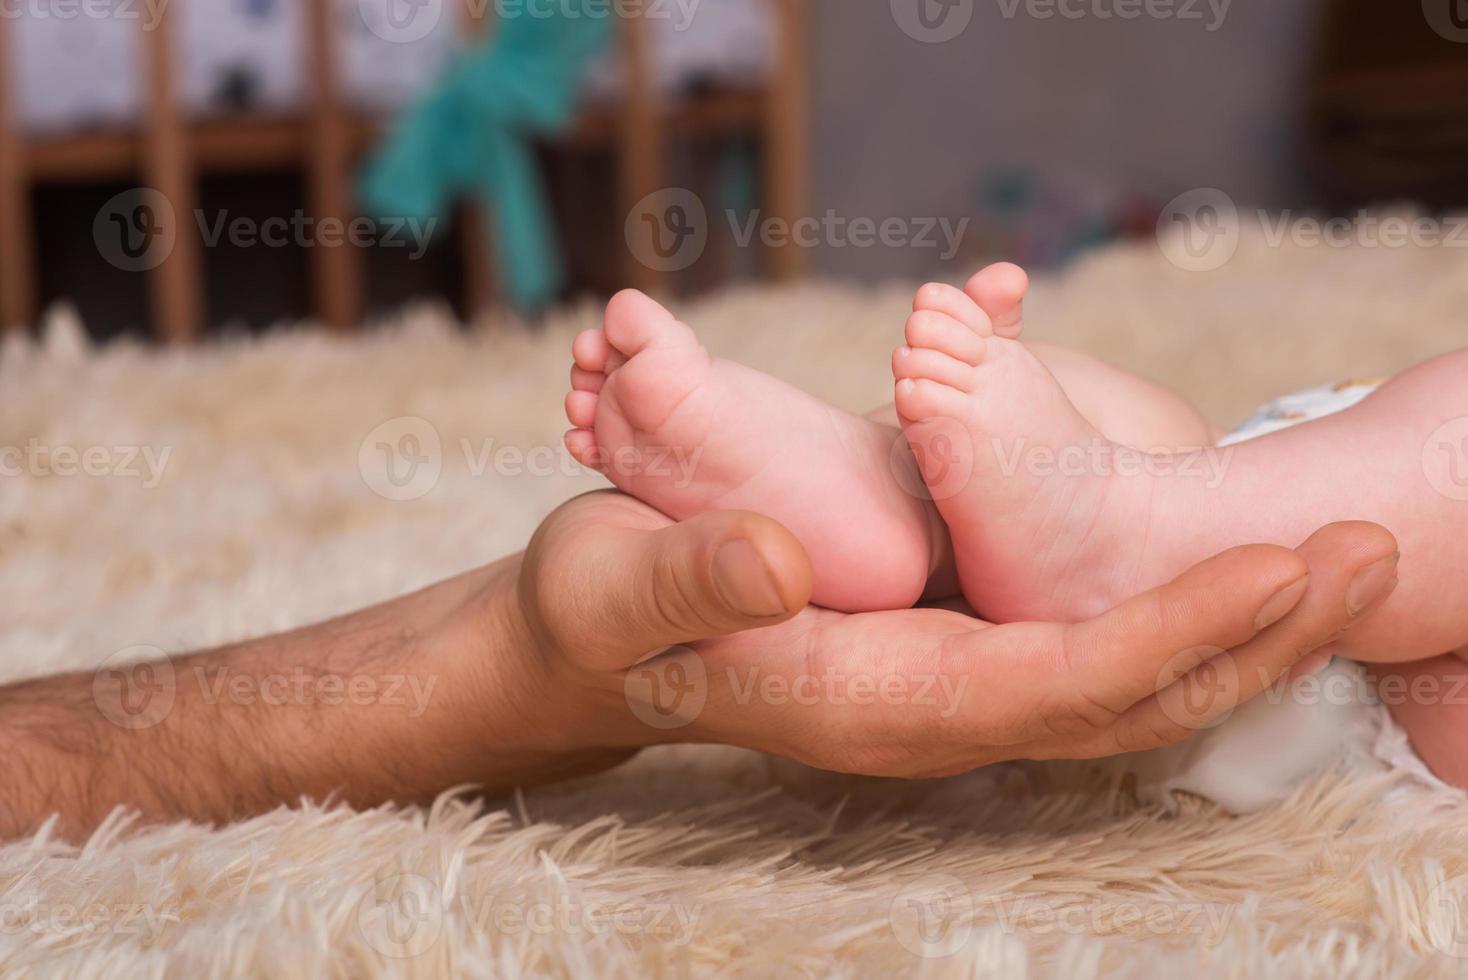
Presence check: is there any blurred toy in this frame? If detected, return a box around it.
[359,6,611,312]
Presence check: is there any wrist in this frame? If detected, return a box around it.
[430,555,649,781]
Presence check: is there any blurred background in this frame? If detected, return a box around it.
[0,0,1464,343]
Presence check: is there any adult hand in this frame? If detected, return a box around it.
[514,492,1399,778]
[0,489,1397,841]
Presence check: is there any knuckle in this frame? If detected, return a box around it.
[1113,715,1182,754]
[1040,696,1108,739]
[649,549,710,636]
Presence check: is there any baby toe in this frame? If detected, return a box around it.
[904,310,987,366]
[563,428,604,470]
[964,262,1028,338]
[572,328,611,373]
[602,289,696,359]
[565,390,599,429]
[913,281,991,335]
[892,345,977,392]
[894,376,971,424]
[571,365,605,393]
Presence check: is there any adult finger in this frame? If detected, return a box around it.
[525,493,813,669]
[1108,521,1399,753]
[1052,542,1312,723]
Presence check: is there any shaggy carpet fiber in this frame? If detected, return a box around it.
[3,225,1468,977]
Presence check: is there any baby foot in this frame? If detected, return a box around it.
[893,268,1161,623]
[565,289,937,612]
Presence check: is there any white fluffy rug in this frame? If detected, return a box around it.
[3,226,1468,977]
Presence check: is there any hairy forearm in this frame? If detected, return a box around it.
[0,555,597,842]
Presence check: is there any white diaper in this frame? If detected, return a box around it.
[1129,379,1388,814]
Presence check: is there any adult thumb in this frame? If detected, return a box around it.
[555,508,813,668]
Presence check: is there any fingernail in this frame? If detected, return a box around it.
[1347,553,1399,616]
[711,539,788,618]
[1254,574,1310,631]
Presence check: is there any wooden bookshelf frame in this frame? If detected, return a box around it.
[0,0,808,340]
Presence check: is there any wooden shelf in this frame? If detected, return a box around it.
[0,0,808,339]
[22,89,767,183]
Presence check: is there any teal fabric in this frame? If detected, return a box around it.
[359,9,612,312]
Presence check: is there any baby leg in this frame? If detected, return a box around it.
[896,318,1468,662]
[1027,341,1220,450]
[1154,351,1468,663]
[965,263,1218,451]
[1380,650,1468,788]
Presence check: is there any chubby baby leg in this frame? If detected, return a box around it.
[962,262,1217,451]
[1025,341,1220,451]
[1379,651,1468,788]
